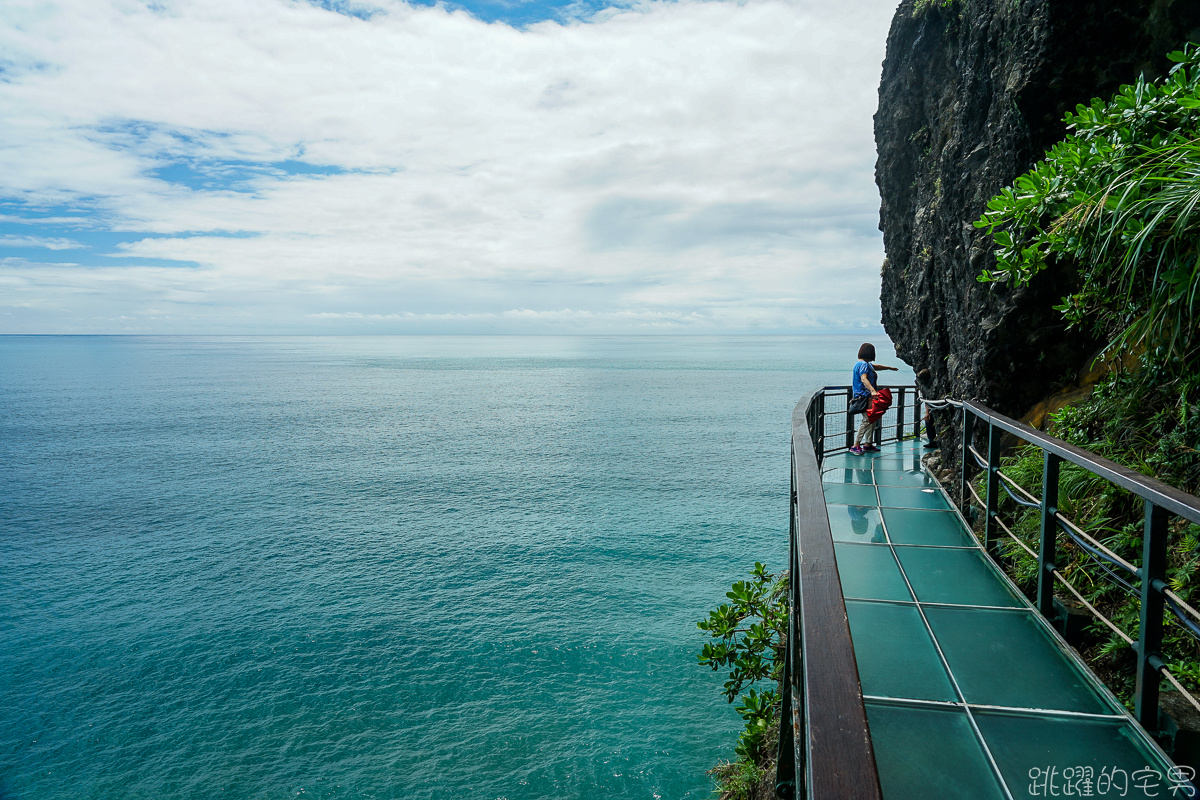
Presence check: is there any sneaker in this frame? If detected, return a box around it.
[849,445,864,455]
[864,445,880,452]
[924,440,939,450]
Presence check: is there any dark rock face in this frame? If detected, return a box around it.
[875,0,1200,420]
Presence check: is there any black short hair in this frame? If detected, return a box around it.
[857,343,876,361]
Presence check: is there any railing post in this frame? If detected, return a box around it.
[844,388,854,451]
[959,406,972,513]
[1037,451,1061,620]
[817,393,826,463]
[1136,500,1170,733]
[897,387,906,443]
[984,423,1001,555]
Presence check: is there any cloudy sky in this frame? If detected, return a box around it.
[0,0,899,334]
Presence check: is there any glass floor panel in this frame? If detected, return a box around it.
[827,504,887,543]
[834,543,913,602]
[821,467,876,485]
[865,701,1008,800]
[895,547,1024,608]
[877,485,952,510]
[847,600,955,702]
[822,453,868,470]
[923,607,1116,714]
[975,709,1180,799]
[873,469,940,488]
[823,482,879,506]
[873,440,919,454]
[882,508,976,547]
[871,455,925,472]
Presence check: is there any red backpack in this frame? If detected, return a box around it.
[867,387,892,422]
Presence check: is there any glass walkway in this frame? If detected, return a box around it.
[820,438,1188,799]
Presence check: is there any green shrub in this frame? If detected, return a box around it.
[976,45,1200,371]
[698,563,788,791]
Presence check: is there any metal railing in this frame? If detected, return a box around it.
[777,386,1200,794]
[960,401,1200,736]
[806,384,924,456]
[775,386,919,799]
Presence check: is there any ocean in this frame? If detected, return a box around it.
[0,334,908,800]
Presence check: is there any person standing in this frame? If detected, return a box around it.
[915,368,940,449]
[849,343,899,455]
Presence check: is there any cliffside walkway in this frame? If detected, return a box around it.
[776,387,1196,800]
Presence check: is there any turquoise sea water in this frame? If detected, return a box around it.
[0,335,908,800]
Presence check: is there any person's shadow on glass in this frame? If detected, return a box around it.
[847,504,886,543]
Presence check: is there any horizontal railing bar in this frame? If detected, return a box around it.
[1164,595,1200,640]
[980,466,1141,598]
[997,470,1041,506]
[1054,512,1138,576]
[968,445,988,470]
[1052,569,1135,646]
[967,481,985,509]
[993,514,1038,559]
[1052,517,1139,585]
[998,477,1041,509]
[1161,668,1200,715]
[964,401,1200,524]
[986,463,1141,594]
[1165,588,1200,625]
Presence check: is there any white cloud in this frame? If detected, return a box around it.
[0,235,85,250]
[0,0,897,333]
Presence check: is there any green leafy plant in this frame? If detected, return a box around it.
[698,563,788,766]
[975,45,1200,369]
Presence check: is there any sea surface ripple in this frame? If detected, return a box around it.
[0,335,905,799]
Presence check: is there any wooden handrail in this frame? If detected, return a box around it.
[779,393,883,799]
[963,400,1200,525]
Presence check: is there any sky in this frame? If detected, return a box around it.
[0,0,900,334]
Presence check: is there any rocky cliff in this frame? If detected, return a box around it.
[875,0,1200,423]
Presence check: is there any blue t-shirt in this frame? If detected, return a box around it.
[852,360,876,398]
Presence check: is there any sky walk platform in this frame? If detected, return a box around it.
[820,438,1187,800]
